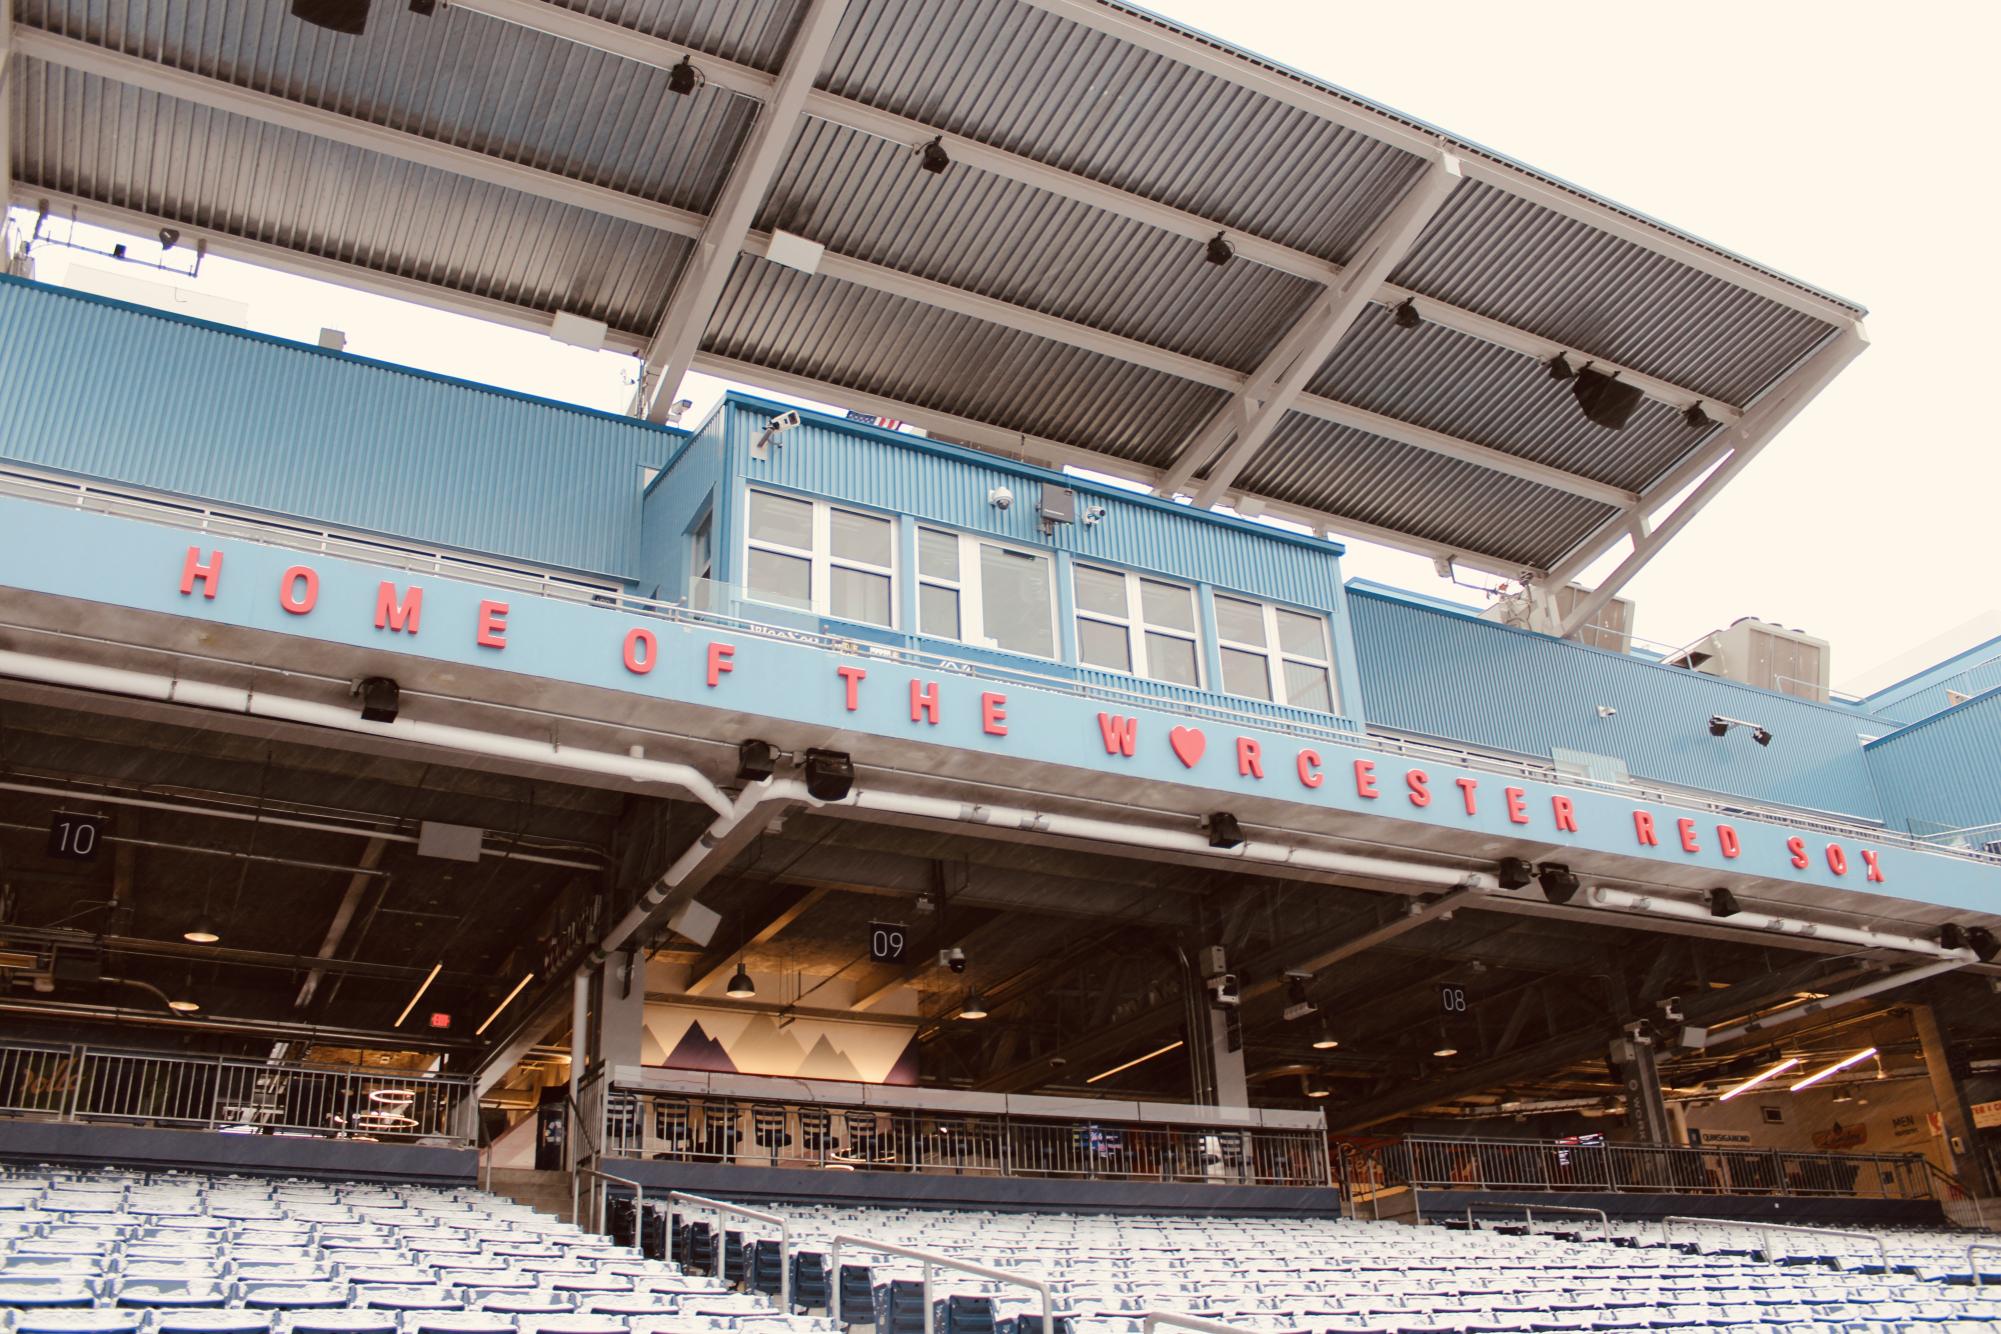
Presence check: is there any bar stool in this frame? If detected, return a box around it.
[751,1104,792,1166]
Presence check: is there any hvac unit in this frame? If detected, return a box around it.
[1481,585,1633,654]
[1664,618,1831,702]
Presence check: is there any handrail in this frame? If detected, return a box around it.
[671,1191,791,1312]
[1660,1216,1889,1272]
[1142,1314,1257,1334]
[829,1233,1053,1334]
[1464,1201,1610,1243]
[1967,1242,2001,1289]
[573,1166,642,1253]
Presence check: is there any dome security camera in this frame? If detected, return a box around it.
[988,486,1013,510]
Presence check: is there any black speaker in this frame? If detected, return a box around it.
[1572,367,1644,430]
[291,0,370,34]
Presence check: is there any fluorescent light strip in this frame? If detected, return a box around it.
[1085,1040,1185,1085]
[476,972,537,1036]
[393,962,443,1029]
[1789,1047,1877,1092]
[1718,1057,1799,1102]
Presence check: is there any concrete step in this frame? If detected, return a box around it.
[486,1168,576,1223]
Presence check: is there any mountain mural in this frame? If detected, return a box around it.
[642,1004,915,1085]
[662,1020,735,1074]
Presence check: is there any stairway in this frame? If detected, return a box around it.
[485,1168,577,1224]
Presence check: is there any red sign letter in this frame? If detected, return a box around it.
[705,641,734,686]
[1098,714,1138,757]
[837,665,867,711]
[1504,787,1529,825]
[476,600,509,648]
[375,582,423,634]
[1677,818,1700,854]
[1861,849,1885,882]
[1717,824,1741,858]
[1787,836,1810,869]
[981,692,1008,736]
[1825,843,1848,875]
[1455,777,1478,815]
[1237,738,1264,779]
[623,628,656,674]
[910,680,940,725]
[279,566,319,616]
[1551,795,1577,832]
[1353,759,1379,799]
[1633,811,1659,847]
[1407,769,1431,808]
[1297,749,1323,788]
[179,547,223,599]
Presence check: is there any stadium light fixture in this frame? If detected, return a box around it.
[802,749,854,801]
[167,990,200,1014]
[182,915,221,945]
[1311,1021,1340,1050]
[1304,1078,1330,1100]
[668,56,699,96]
[737,739,779,783]
[1572,366,1644,430]
[1432,1042,1459,1059]
[1205,233,1234,266]
[1708,714,1770,745]
[1086,1040,1185,1085]
[1547,353,1576,381]
[355,677,400,723]
[1206,812,1244,850]
[1708,716,1730,738]
[1536,863,1581,906]
[1393,298,1421,330]
[291,0,370,34]
[1683,402,1713,430]
[1707,888,1742,919]
[1790,1047,1878,1092]
[725,964,756,1000]
[959,991,990,1021]
[1497,857,1535,891]
[1968,926,2000,963]
[1718,1056,1798,1101]
[393,962,442,1028]
[920,137,951,174]
[475,972,536,1035]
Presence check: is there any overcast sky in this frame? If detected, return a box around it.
[12,0,1994,694]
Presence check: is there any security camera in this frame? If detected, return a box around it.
[1081,504,1108,526]
[939,947,968,973]
[988,486,1014,511]
[158,227,180,251]
[1658,996,1685,1024]
[768,410,802,434]
[1208,973,1241,1008]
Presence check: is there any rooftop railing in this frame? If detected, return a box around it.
[6,462,1993,869]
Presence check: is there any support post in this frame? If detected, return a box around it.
[1913,1001,1992,1196]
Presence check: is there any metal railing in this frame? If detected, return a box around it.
[574,1165,642,1248]
[1464,1201,1610,1243]
[0,1041,474,1144]
[669,1191,791,1311]
[602,1087,1329,1188]
[829,1234,1052,1334]
[1967,1242,2001,1289]
[1391,1135,1930,1200]
[1661,1216,1889,1272]
[6,461,1984,869]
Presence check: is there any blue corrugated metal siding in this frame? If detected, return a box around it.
[637,416,727,604]
[0,277,678,578]
[1865,688,2001,835]
[1349,587,1885,820]
[1864,635,2001,725]
[720,398,1346,610]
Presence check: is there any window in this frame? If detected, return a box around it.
[913,527,1057,659]
[744,489,896,628]
[1213,594,1336,712]
[1073,564,1201,687]
[916,527,962,640]
[688,512,713,590]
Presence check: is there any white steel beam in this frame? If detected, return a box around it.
[445,0,1744,425]
[1,0,14,236]
[1182,155,1463,508]
[634,0,850,419]
[1554,324,1867,637]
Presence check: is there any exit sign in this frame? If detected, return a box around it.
[427,1012,452,1029]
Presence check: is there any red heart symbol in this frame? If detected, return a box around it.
[1168,726,1206,768]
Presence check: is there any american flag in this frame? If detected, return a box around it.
[846,409,904,432]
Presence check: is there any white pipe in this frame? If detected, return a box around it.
[0,648,733,819]
[1691,959,1970,1048]
[1586,885,1972,961]
[843,789,1496,891]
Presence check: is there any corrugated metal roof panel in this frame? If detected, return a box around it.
[705,255,1229,466]
[817,0,1430,264]
[556,0,806,73]
[1308,304,1714,495]
[15,62,693,333]
[1239,413,1618,572]
[1393,179,1838,405]
[756,119,1321,374]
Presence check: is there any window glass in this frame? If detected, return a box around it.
[1140,578,1195,632]
[1277,608,1326,658]
[1145,632,1200,687]
[919,583,961,639]
[1073,565,1127,618]
[830,567,893,626]
[1221,647,1273,700]
[1214,595,1266,646]
[830,508,893,567]
[746,548,810,608]
[749,491,812,549]
[918,528,959,580]
[1284,660,1334,713]
[979,545,1054,657]
[689,513,713,585]
[1077,618,1132,671]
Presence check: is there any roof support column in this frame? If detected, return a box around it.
[1553,323,1867,638]
[632,0,852,419]
[1,0,14,254]
[1160,152,1461,506]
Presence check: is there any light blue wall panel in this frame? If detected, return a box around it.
[1349,586,1885,820]
[1865,635,2001,725]
[636,415,728,604]
[0,277,681,578]
[1865,688,2001,837]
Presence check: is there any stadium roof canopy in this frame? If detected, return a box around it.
[1,0,1866,600]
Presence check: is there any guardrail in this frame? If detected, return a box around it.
[603,1086,1330,1188]
[574,1165,643,1248]
[6,460,1984,869]
[1968,1242,2001,1289]
[1392,1134,1930,1200]
[1464,1201,1610,1242]
[0,1040,474,1145]
[829,1234,1052,1334]
[669,1191,791,1311]
[1661,1216,1889,1272]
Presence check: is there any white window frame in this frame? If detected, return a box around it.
[1072,563,1203,688]
[744,488,898,629]
[912,526,1059,660]
[1213,593,1337,711]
